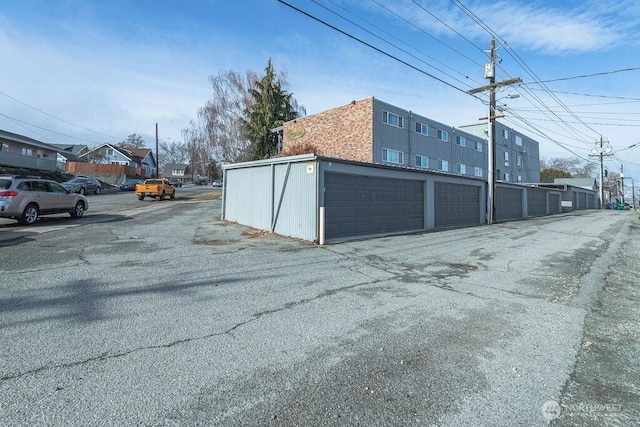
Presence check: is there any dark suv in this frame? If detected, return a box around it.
[0,175,89,225]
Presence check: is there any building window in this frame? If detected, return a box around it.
[1,143,8,151]
[504,172,510,181]
[515,135,523,146]
[105,148,114,156]
[456,163,467,174]
[502,129,509,139]
[516,156,522,166]
[476,141,483,152]
[504,152,509,161]
[415,155,429,168]
[437,129,449,141]
[517,175,523,183]
[438,159,449,171]
[21,148,33,156]
[415,122,428,135]
[172,169,185,176]
[456,136,466,147]
[383,111,403,128]
[474,167,483,177]
[382,148,403,164]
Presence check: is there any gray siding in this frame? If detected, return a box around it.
[372,99,487,178]
[223,156,318,241]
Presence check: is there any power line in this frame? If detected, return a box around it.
[276,0,478,97]
[524,66,640,84]
[0,112,109,145]
[370,0,485,68]
[311,0,477,89]
[0,90,125,142]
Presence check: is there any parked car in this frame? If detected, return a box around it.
[0,175,89,225]
[120,178,142,191]
[61,176,102,195]
[212,180,222,188]
[168,179,183,187]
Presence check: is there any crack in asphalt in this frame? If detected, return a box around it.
[0,317,259,382]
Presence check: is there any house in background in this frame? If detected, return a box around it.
[162,163,191,183]
[49,143,90,171]
[79,143,157,178]
[0,129,60,171]
[281,96,540,183]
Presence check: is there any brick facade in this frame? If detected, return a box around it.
[282,97,374,162]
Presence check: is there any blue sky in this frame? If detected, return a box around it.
[2,0,640,186]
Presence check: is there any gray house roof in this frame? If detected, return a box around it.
[0,129,61,152]
[553,178,598,190]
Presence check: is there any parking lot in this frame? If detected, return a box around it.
[0,193,638,426]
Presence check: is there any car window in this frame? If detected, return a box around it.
[16,181,31,190]
[49,182,68,194]
[30,181,51,192]
[0,179,12,189]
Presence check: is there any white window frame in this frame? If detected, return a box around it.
[437,129,449,141]
[456,136,466,147]
[21,148,33,156]
[515,135,523,146]
[456,163,467,174]
[517,175,523,183]
[415,155,429,168]
[415,122,428,135]
[516,156,522,166]
[382,110,403,128]
[504,152,509,161]
[382,148,404,164]
[474,167,483,177]
[504,172,510,181]
[476,141,483,152]
[438,159,449,171]
[502,129,509,139]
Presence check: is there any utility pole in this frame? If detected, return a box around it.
[155,123,159,179]
[620,164,624,205]
[589,136,612,209]
[467,39,521,224]
[633,178,636,210]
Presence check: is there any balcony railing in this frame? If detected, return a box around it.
[0,151,57,171]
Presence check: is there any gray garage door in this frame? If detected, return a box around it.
[434,182,481,228]
[324,172,424,240]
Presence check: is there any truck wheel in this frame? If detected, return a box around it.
[138,195,144,201]
[170,192,175,200]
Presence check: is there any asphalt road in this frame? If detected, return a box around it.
[0,197,638,426]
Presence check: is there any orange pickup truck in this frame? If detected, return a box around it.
[135,179,176,201]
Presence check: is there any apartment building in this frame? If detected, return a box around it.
[281,96,540,183]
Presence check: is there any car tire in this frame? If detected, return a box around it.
[79,187,86,195]
[170,192,175,200]
[71,201,86,218]
[94,187,101,195]
[19,204,39,225]
[138,195,144,201]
